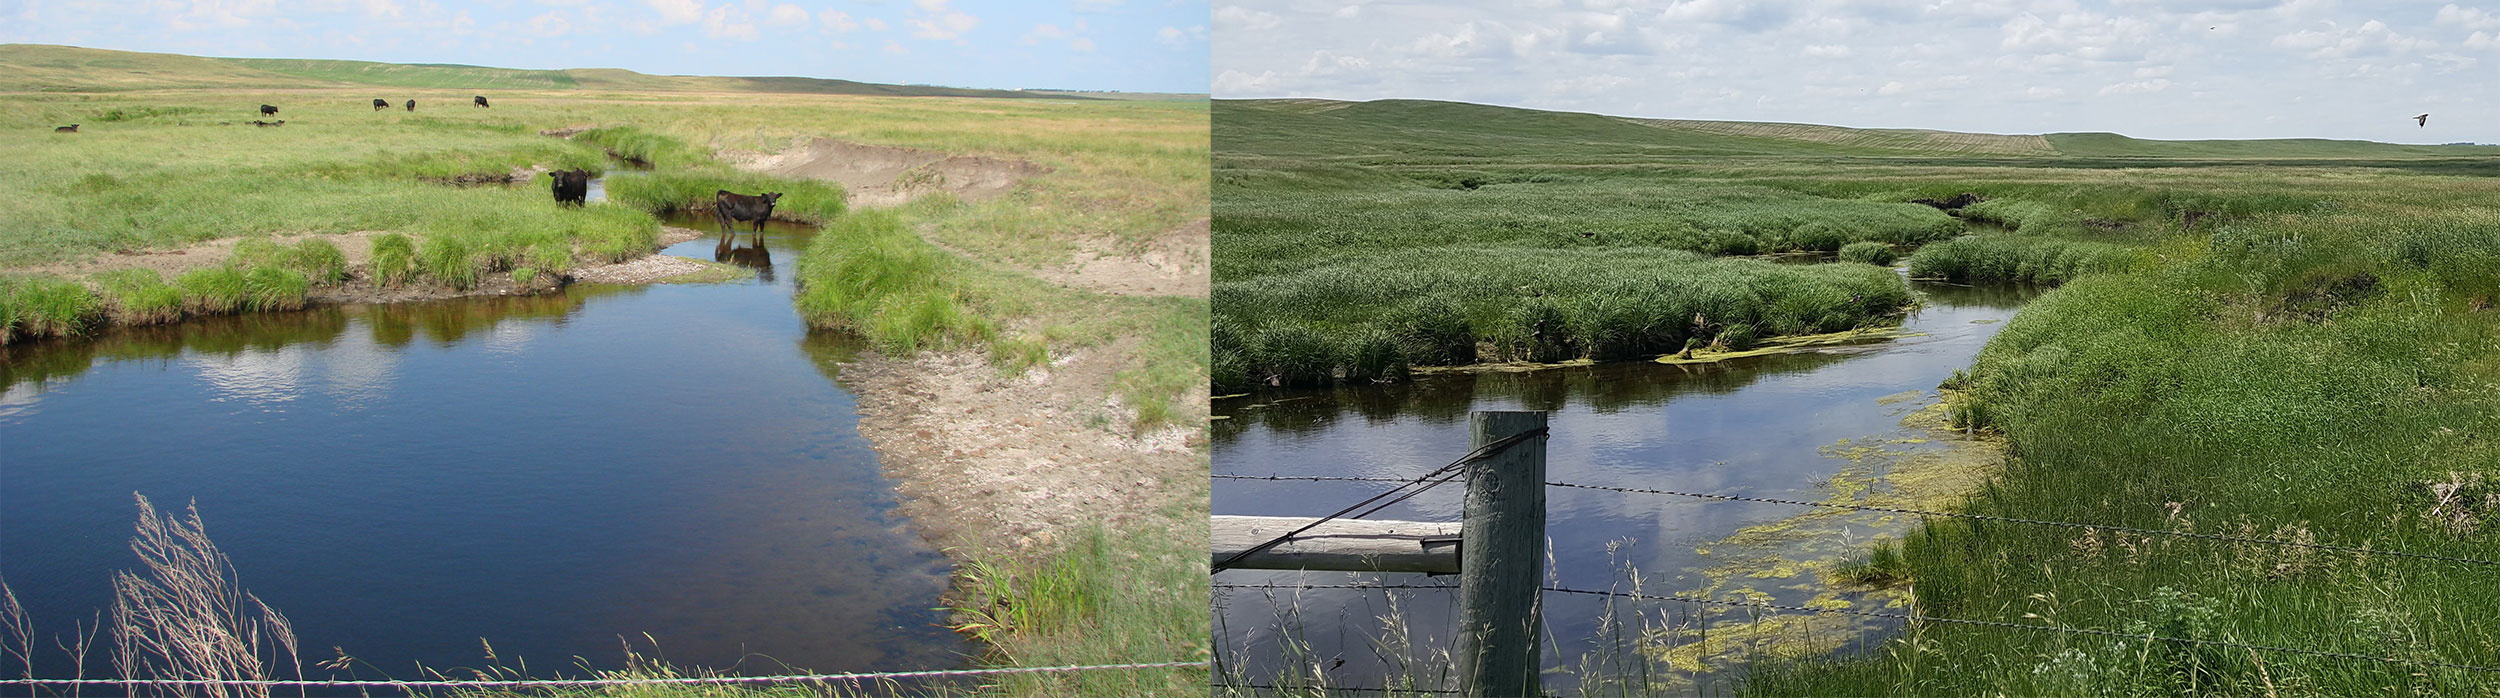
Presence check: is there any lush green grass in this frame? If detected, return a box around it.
[1837,241,1896,266]
[605,171,846,222]
[90,268,182,324]
[951,523,1209,696]
[793,209,994,354]
[1214,249,1910,390]
[1738,166,2500,697]
[1905,235,2137,284]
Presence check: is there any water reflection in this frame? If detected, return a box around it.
[1211,281,2040,692]
[0,224,963,684]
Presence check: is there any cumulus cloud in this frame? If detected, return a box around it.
[767,4,806,26]
[1215,5,1280,31]
[702,3,755,40]
[821,10,858,32]
[647,0,702,25]
[2272,20,2434,59]
[526,9,571,36]
[2435,4,2500,32]
[907,0,979,41]
[1222,0,2492,140]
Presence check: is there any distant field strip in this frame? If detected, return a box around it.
[225,58,584,90]
[1625,118,2058,156]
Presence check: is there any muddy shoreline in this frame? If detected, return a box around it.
[831,343,1206,614]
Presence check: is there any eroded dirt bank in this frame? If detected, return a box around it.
[835,341,1205,560]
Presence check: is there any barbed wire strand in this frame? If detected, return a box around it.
[1211,428,1548,573]
[2,660,1206,690]
[1210,474,2500,568]
[1214,582,2500,675]
[1212,682,1461,694]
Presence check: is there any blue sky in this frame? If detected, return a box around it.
[1216,0,2500,144]
[2,0,1209,93]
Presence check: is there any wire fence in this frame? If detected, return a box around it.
[2,660,1207,692]
[1212,473,2500,568]
[1215,459,2500,692]
[1212,582,2500,675]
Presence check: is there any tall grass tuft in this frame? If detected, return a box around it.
[8,276,101,338]
[794,210,993,353]
[417,234,481,289]
[242,265,310,311]
[1838,241,1896,266]
[368,233,417,285]
[92,269,184,325]
[176,267,248,314]
[1906,235,2134,284]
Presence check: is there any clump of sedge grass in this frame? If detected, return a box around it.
[368,233,417,285]
[1839,241,1897,266]
[175,267,248,314]
[242,265,309,311]
[91,269,184,325]
[417,234,480,289]
[9,276,101,338]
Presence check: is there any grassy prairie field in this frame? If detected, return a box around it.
[1,44,1207,697]
[1215,97,2500,695]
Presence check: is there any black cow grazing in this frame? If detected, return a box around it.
[373,98,390,111]
[259,104,278,116]
[405,99,416,112]
[474,96,490,108]
[713,190,784,236]
[549,169,594,207]
[53,124,76,133]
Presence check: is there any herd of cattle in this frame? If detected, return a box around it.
[50,96,492,132]
[49,98,789,235]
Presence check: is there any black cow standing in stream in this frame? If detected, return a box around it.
[259,104,279,116]
[373,98,390,111]
[713,190,783,237]
[549,169,594,207]
[474,96,491,108]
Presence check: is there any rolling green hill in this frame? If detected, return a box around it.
[1218,97,2500,162]
[0,44,1124,100]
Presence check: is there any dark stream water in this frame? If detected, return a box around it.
[1211,281,2037,693]
[0,209,964,684]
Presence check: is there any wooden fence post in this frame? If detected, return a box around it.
[1454,410,1546,698]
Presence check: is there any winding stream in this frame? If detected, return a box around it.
[1211,280,2036,692]
[0,213,964,682]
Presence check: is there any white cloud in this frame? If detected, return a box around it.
[2469,31,2500,50]
[865,17,889,31]
[1214,69,1281,95]
[2273,20,2435,59]
[2098,78,2172,95]
[702,3,756,40]
[1071,37,1094,52]
[820,9,857,32]
[767,4,806,26]
[646,0,701,25]
[2435,4,2500,32]
[527,10,571,36]
[1215,5,1280,31]
[363,0,404,20]
[1802,44,1850,58]
[908,5,979,40]
[881,39,907,54]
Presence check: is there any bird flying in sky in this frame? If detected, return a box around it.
[2415,113,2430,127]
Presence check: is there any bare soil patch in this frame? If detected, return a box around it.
[836,342,1206,559]
[1029,217,1210,298]
[721,138,1051,208]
